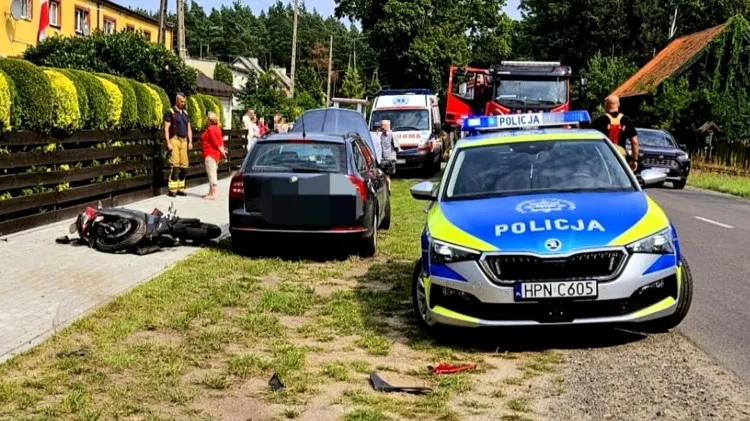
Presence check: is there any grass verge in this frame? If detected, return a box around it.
[688,170,750,199]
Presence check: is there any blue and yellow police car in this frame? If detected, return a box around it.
[410,111,693,333]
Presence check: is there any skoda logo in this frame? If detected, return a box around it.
[516,198,576,214]
[393,96,409,105]
[545,238,562,252]
[290,176,298,183]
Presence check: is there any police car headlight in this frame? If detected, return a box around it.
[430,240,480,263]
[626,229,674,254]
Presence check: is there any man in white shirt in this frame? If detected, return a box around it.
[242,110,259,152]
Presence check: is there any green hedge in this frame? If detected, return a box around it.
[69,69,111,130]
[186,96,205,130]
[98,74,138,129]
[148,83,171,114]
[0,58,54,132]
[56,69,90,127]
[0,69,14,132]
[131,81,157,129]
[44,69,82,133]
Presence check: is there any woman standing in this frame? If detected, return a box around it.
[379,120,399,192]
[200,112,227,200]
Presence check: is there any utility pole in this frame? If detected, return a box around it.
[158,0,167,46]
[177,0,186,60]
[326,34,333,106]
[289,0,299,98]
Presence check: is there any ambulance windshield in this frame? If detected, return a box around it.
[370,109,430,132]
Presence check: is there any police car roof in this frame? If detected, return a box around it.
[456,128,607,148]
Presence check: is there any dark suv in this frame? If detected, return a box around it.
[633,128,691,189]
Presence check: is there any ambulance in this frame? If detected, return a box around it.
[369,89,444,175]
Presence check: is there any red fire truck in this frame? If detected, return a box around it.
[445,61,585,137]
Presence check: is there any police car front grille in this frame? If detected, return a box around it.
[642,157,679,168]
[483,251,626,283]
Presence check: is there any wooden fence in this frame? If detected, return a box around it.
[0,129,247,236]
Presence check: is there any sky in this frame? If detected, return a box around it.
[119,0,523,21]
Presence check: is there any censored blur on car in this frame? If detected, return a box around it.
[410,112,693,334]
[229,109,390,257]
[634,128,691,189]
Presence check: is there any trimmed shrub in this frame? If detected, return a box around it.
[209,96,224,127]
[147,82,171,114]
[98,74,137,129]
[0,58,54,131]
[43,70,82,133]
[56,69,90,127]
[71,70,110,130]
[0,70,13,132]
[187,96,205,130]
[95,76,123,128]
[198,94,223,128]
[131,81,156,129]
[142,84,164,128]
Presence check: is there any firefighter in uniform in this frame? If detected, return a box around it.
[591,94,640,170]
[163,93,193,197]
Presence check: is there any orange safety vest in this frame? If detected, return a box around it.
[605,113,624,145]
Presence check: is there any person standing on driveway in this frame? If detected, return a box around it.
[591,95,640,171]
[380,120,400,192]
[163,93,192,197]
[200,111,227,200]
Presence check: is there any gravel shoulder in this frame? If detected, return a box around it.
[541,330,750,421]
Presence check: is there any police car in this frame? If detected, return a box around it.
[410,111,693,333]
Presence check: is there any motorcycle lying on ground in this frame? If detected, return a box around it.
[56,202,223,255]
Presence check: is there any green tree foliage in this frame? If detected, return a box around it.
[23,30,197,99]
[148,83,172,114]
[214,63,234,86]
[69,70,110,130]
[131,81,157,129]
[56,69,90,126]
[239,70,287,117]
[580,54,638,112]
[99,74,138,129]
[294,66,325,109]
[0,58,54,132]
[335,0,512,95]
[340,66,365,99]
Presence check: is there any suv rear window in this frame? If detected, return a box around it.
[245,142,347,173]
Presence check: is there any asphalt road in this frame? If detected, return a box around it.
[647,186,750,384]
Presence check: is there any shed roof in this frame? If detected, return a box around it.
[612,23,727,98]
[196,72,238,97]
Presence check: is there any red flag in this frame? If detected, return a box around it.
[37,0,49,42]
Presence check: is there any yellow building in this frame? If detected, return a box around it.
[0,0,174,57]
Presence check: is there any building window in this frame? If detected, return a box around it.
[142,30,152,41]
[126,25,135,32]
[74,8,90,35]
[49,0,61,27]
[104,17,116,34]
[20,0,32,20]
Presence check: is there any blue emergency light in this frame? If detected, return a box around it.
[462,110,591,133]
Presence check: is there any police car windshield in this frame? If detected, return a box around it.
[370,110,430,132]
[444,139,635,200]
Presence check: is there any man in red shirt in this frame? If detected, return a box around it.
[200,112,227,200]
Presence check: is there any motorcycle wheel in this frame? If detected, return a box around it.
[174,223,222,244]
[93,217,147,253]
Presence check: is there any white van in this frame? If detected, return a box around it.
[368,89,443,175]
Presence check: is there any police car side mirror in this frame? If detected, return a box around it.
[640,168,668,188]
[411,181,437,201]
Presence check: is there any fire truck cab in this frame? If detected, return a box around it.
[445,61,585,137]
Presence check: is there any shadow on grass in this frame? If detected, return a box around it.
[353,259,649,356]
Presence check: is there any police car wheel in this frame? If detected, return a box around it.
[412,259,439,330]
[636,257,694,333]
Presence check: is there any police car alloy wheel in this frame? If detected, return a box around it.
[412,259,437,328]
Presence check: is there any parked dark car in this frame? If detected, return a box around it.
[289,108,379,162]
[634,128,691,189]
[229,113,390,257]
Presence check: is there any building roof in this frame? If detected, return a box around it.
[612,23,727,98]
[100,0,175,29]
[196,72,238,97]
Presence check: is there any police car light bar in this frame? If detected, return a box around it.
[462,111,591,132]
[378,88,432,96]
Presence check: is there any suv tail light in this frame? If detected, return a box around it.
[347,175,368,202]
[229,173,244,199]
